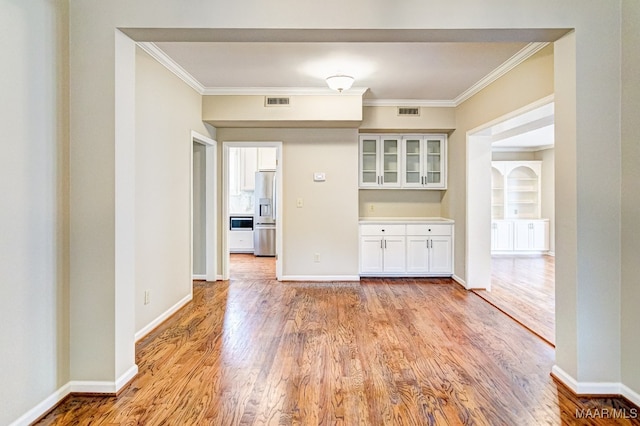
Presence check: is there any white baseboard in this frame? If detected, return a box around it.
[9,383,71,426]
[622,383,640,408]
[192,274,206,280]
[452,274,467,288]
[9,365,139,426]
[135,293,192,342]
[280,275,360,282]
[552,365,640,406]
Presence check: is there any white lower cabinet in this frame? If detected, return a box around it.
[492,219,549,253]
[229,230,254,253]
[360,220,454,277]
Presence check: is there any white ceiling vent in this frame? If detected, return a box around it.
[265,96,290,106]
[398,107,420,116]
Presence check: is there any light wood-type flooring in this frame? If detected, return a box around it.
[473,255,555,346]
[36,255,638,425]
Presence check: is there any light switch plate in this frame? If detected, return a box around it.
[313,172,326,182]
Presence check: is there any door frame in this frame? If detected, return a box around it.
[191,130,217,282]
[222,141,283,280]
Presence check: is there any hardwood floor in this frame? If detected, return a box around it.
[474,255,556,346]
[37,256,638,425]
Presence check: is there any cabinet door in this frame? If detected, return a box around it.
[360,236,384,273]
[381,137,401,187]
[530,221,549,251]
[406,236,429,273]
[402,137,423,188]
[423,136,446,188]
[513,221,532,250]
[359,137,380,187]
[492,221,513,251]
[257,147,277,170]
[383,236,406,272]
[429,236,452,274]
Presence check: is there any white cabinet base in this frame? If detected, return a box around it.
[360,220,454,277]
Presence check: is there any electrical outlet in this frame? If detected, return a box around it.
[314,253,320,263]
[369,204,375,212]
[297,198,304,208]
[144,290,150,305]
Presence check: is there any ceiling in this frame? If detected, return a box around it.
[147,39,554,150]
[153,41,529,102]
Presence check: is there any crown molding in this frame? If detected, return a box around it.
[363,99,456,107]
[139,41,548,107]
[137,42,205,94]
[453,42,549,106]
[202,87,369,96]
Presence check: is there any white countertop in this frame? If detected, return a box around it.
[359,217,454,224]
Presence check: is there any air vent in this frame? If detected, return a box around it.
[398,107,420,116]
[265,97,290,106]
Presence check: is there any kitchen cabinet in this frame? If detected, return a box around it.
[491,220,513,251]
[514,220,549,251]
[492,219,549,253]
[359,224,406,273]
[359,219,454,277]
[401,135,447,189]
[405,224,452,274]
[359,134,446,189]
[359,135,401,188]
[229,230,254,253]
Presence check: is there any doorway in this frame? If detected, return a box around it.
[191,131,217,282]
[222,142,282,281]
[467,97,556,345]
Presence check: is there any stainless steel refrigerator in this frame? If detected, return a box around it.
[253,170,276,256]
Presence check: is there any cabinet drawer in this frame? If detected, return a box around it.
[406,224,452,236]
[360,224,406,236]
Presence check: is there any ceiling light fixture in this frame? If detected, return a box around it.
[326,74,354,92]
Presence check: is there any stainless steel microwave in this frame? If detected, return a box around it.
[230,216,253,231]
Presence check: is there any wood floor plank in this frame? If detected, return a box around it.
[35,255,638,425]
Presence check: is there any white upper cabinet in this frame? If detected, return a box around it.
[359,134,447,189]
[359,135,401,188]
[401,135,446,189]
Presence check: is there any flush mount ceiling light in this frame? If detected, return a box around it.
[326,74,354,92]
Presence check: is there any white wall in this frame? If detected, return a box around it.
[621,0,640,398]
[135,47,212,333]
[535,148,555,254]
[0,1,69,424]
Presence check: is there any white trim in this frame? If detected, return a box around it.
[552,365,622,395]
[491,144,554,153]
[8,383,72,426]
[454,42,549,105]
[363,99,456,107]
[137,42,205,94]
[452,274,467,288]
[135,293,192,342]
[280,275,361,282]
[216,274,224,281]
[621,384,640,408]
[192,274,207,280]
[9,365,139,426]
[204,86,369,96]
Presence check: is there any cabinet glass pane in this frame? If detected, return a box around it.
[362,171,377,183]
[362,139,377,154]
[383,139,398,154]
[384,171,398,183]
[427,140,440,154]
[427,171,441,183]
[362,153,376,172]
[406,171,420,183]
[383,139,399,184]
[405,139,420,154]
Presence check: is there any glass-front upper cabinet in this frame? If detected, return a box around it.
[401,135,447,189]
[359,135,401,188]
